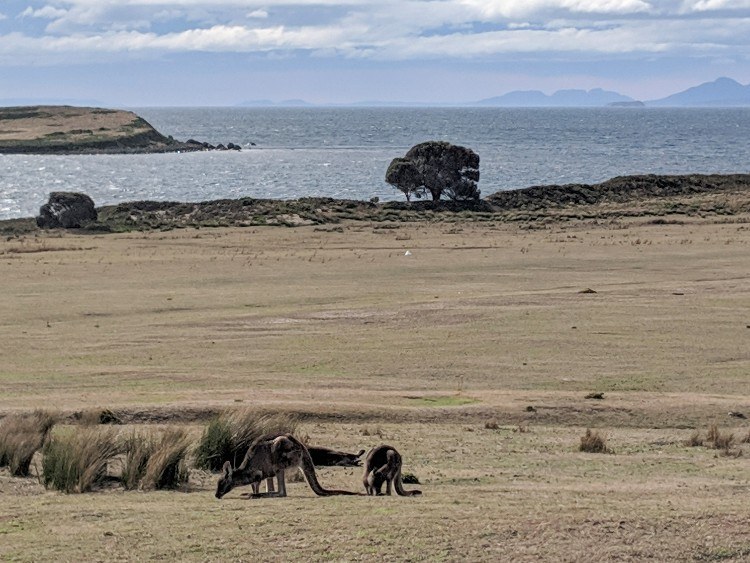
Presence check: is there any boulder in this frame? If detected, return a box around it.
[36,192,97,229]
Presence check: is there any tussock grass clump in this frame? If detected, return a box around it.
[193,417,232,472]
[141,429,191,490]
[194,410,299,471]
[706,424,734,451]
[686,430,704,447]
[121,432,157,490]
[42,427,120,493]
[579,429,612,454]
[0,410,55,476]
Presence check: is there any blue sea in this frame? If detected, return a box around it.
[1,107,749,220]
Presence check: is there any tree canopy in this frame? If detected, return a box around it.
[385,141,480,202]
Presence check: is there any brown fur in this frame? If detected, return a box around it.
[363,444,422,496]
[308,446,365,467]
[215,434,358,498]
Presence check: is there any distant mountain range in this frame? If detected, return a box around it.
[474,78,750,107]
[475,88,633,107]
[645,77,750,107]
[237,77,750,108]
[3,77,749,109]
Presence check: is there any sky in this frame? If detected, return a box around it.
[0,0,749,106]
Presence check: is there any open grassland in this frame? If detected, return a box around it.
[1,214,750,561]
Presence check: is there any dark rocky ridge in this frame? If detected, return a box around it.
[3,173,750,236]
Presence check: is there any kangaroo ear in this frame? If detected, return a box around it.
[222,461,233,478]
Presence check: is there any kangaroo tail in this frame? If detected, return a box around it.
[394,463,422,497]
[297,438,359,496]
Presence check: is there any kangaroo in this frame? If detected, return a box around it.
[215,433,358,499]
[363,444,422,496]
[308,446,365,467]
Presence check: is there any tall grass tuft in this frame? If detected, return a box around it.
[194,410,299,471]
[706,424,734,451]
[193,416,233,472]
[579,429,612,454]
[121,431,157,490]
[141,429,191,490]
[41,427,120,493]
[0,410,55,477]
[686,430,704,447]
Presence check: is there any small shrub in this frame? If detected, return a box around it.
[579,429,611,454]
[194,410,298,471]
[484,420,499,430]
[141,429,191,490]
[740,430,750,444]
[42,427,120,493]
[0,411,55,476]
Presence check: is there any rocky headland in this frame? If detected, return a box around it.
[0,105,238,154]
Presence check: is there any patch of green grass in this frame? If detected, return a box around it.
[696,545,750,561]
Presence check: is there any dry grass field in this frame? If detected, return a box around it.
[1,212,750,561]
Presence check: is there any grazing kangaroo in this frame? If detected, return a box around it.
[308,446,365,467]
[363,444,422,496]
[215,433,358,499]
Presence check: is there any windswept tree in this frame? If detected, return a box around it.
[386,141,480,202]
[385,157,423,202]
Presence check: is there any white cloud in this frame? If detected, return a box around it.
[683,0,750,11]
[1,0,749,64]
[19,6,69,19]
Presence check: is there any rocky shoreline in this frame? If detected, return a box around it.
[2,173,749,236]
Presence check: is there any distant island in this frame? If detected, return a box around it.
[0,106,238,154]
[235,77,750,108]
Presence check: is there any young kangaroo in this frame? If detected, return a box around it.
[215,433,358,499]
[363,444,422,496]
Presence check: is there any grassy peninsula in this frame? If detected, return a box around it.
[0,105,202,154]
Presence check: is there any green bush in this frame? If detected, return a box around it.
[0,410,55,477]
[193,417,233,472]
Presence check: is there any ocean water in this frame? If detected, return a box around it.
[1,107,749,220]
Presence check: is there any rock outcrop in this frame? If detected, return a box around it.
[36,192,97,229]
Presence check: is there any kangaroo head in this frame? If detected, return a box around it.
[215,461,234,499]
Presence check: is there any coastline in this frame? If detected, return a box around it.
[2,172,748,235]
